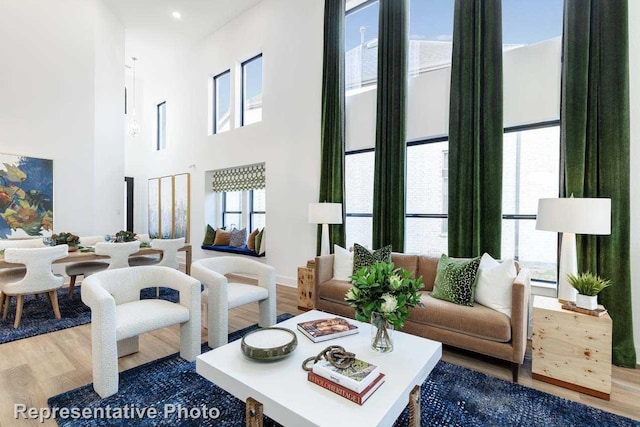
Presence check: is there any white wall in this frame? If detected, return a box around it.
[125,0,324,285]
[628,0,640,364]
[0,0,124,236]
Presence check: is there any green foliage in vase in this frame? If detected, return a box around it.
[51,232,79,247]
[345,261,424,330]
[114,230,137,243]
[567,272,612,296]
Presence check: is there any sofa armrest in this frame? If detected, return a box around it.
[313,254,335,308]
[511,267,531,364]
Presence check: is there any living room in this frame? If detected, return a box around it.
[1,0,639,425]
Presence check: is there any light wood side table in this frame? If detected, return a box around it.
[297,267,315,311]
[532,295,612,400]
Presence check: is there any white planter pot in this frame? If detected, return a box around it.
[576,294,598,310]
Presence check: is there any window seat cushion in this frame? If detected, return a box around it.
[201,244,265,257]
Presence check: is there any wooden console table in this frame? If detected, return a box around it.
[532,295,612,400]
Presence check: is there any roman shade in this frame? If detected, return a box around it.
[211,163,265,192]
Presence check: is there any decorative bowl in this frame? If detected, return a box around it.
[240,327,297,362]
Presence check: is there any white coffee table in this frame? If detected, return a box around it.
[196,310,442,427]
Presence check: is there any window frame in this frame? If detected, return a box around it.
[240,53,263,127]
[249,189,266,231]
[156,101,166,151]
[222,191,242,229]
[212,69,231,135]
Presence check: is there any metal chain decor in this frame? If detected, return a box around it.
[301,345,356,371]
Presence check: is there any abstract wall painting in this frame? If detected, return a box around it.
[159,176,173,239]
[0,153,53,238]
[148,178,160,238]
[173,173,190,242]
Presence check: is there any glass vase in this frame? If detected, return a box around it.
[370,312,394,353]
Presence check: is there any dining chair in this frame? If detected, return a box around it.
[129,238,185,296]
[0,238,46,293]
[94,241,141,269]
[128,233,159,266]
[65,235,110,299]
[0,245,68,328]
[191,256,276,348]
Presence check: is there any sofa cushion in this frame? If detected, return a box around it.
[416,256,439,291]
[318,278,353,305]
[410,293,512,343]
[391,253,418,278]
[431,255,481,306]
[333,244,353,280]
[475,253,517,318]
[353,243,392,274]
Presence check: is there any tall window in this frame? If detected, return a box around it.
[222,191,242,229]
[157,101,166,151]
[405,138,449,255]
[213,70,231,134]
[345,150,374,249]
[345,0,379,92]
[501,124,560,282]
[241,54,263,126]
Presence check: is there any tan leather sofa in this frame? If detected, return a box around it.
[313,253,531,381]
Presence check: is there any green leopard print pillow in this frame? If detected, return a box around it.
[352,243,392,275]
[431,254,481,306]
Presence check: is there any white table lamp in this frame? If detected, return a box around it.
[536,197,611,303]
[309,203,343,256]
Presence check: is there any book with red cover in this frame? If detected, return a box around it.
[307,371,385,405]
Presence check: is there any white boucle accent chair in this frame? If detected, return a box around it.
[65,236,110,299]
[192,256,276,348]
[0,245,68,328]
[94,241,141,269]
[81,266,201,398]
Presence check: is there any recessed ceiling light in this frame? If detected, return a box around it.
[172,11,181,19]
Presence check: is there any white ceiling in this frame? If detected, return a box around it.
[104,0,263,68]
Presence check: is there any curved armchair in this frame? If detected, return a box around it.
[0,245,68,328]
[81,266,201,398]
[192,256,276,348]
[94,241,141,269]
[65,235,110,298]
[129,237,185,269]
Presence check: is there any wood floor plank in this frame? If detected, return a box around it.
[0,281,637,426]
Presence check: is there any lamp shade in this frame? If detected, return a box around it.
[308,203,343,225]
[536,198,611,235]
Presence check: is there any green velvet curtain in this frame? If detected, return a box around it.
[372,0,408,251]
[317,0,346,255]
[447,0,503,259]
[561,0,636,368]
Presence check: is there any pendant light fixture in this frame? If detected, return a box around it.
[128,57,140,138]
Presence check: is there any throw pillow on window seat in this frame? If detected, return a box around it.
[431,254,481,307]
[213,229,231,246]
[352,243,392,275]
[229,228,247,248]
[256,228,266,255]
[247,228,259,251]
[202,225,216,246]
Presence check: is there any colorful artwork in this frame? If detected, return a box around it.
[0,154,53,238]
[148,178,159,238]
[173,173,190,242]
[160,176,173,239]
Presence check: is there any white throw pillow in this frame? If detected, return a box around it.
[474,253,517,318]
[333,244,353,281]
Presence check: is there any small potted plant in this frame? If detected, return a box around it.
[114,230,137,243]
[567,272,611,310]
[51,232,80,251]
[345,262,424,352]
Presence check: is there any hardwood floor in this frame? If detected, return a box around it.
[0,282,638,426]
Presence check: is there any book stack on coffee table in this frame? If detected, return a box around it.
[308,357,385,405]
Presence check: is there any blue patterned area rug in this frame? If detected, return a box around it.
[48,314,639,427]
[0,287,178,345]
